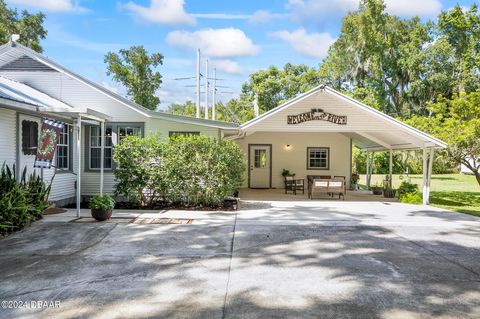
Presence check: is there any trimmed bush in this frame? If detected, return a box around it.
[0,163,52,234]
[113,134,245,207]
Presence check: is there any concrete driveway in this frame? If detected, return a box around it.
[0,201,479,319]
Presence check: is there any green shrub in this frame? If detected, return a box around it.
[113,134,246,207]
[400,192,423,204]
[113,134,162,206]
[90,194,115,210]
[0,163,52,234]
[398,180,419,195]
[160,135,245,206]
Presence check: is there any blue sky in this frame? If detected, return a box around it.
[6,0,479,109]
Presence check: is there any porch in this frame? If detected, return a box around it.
[238,188,399,202]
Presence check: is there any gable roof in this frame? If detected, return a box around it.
[0,41,239,130]
[240,84,447,150]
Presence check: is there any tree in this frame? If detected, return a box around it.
[242,63,322,113]
[319,1,480,117]
[406,91,480,187]
[0,0,47,52]
[105,46,163,110]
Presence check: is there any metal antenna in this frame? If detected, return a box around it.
[212,68,216,120]
[204,59,209,120]
[196,49,201,118]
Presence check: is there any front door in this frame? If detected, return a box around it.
[249,144,271,188]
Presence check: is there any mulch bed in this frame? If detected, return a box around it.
[42,207,68,215]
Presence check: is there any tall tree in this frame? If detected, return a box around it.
[105,46,163,110]
[406,91,480,187]
[242,63,322,113]
[0,0,47,52]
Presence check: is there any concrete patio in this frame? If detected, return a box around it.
[0,201,479,319]
[238,188,399,202]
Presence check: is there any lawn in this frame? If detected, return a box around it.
[359,174,480,217]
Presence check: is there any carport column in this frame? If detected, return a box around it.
[426,148,435,205]
[76,115,82,217]
[366,151,370,189]
[389,149,393,188]
[422,145,428,205]
[99,120,105,195]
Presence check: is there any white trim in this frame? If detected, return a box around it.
[240,84,447,150]
[325,87,447,148]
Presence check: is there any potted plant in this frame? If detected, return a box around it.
[90,194,115,221]
[383,187,397,198]
[371,183,383,195]
[281,169,291,177]
[351,172,359,190]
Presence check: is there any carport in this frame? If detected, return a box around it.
[226,85,447,204]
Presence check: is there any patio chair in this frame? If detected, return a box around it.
[307,175,331,198]
[333,176,347,196]
[329,180,346,200]
[284,174,305,195]
[310,179,330,199]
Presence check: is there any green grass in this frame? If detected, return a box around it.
[360,174,480,217]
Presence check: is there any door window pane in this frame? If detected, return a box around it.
[254,149,267,168]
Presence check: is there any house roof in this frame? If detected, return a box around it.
[0,41,239,130]
[0,75,73,110]
[240,84,447,150]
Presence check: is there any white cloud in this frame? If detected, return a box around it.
[384,0,441,17]
[248,10,288,24]
[287,0,442,21]
[166,28,260,58]
[210,59,245,75]
[7,0,87,12]
[271,28,335,59]
[122,0,195,26]
[191,13,251,20]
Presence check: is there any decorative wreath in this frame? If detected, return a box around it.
[37,128,58,156]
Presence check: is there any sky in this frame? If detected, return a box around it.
[5,0,479,110]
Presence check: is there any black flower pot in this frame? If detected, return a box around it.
[371,187,383,195]
[383,189,397,198]
[91,208,113,221]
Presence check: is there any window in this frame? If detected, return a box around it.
[307,147,329,170]
[118,126,142,142]
[254,149,267,168]
[169,131,200,137]
[56,124,71,170]
[22,120,38,155]
[89,126,113,169]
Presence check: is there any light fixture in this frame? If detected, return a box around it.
[285,144,291,150]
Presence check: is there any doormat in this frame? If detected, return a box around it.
[130,217,193,224]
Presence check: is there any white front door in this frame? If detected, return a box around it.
[249,145,271,188]
[18,114,42,178]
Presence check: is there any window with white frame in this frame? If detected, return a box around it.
[118,126,141,142]
[55,124,71,170]
[89,126,113,169]
[307,147,329,170]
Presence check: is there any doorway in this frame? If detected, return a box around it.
[248,144,272,188]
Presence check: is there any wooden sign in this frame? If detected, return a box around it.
[287,108,347,125]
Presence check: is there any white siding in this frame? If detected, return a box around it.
[1,71,147,122]
[236,132,352,189]
[244,90,426,149]
[145,118,220,138]
[0,107,16,168]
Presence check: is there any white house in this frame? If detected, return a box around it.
[0,40,447,210]
[0,40,238,208]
